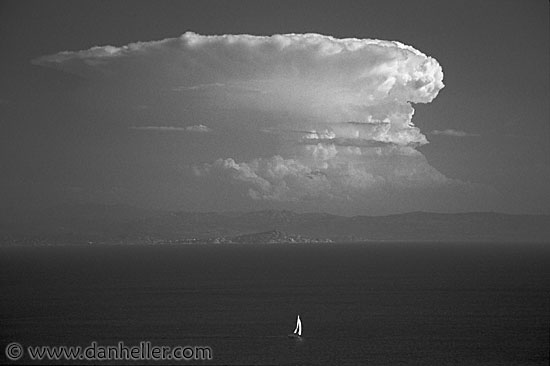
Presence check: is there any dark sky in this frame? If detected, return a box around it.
[1,0,548,216]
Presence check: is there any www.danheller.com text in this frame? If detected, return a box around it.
[4,341,213,362]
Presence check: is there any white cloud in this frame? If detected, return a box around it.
[130,125,212,133]
[33,32,443,147]
[185,124,212,133]
[35,32,467,210]
[431,129,480,137]
[130,126,188,132]
[195,144,451,202]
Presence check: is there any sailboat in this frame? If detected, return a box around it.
[288,315,302,339]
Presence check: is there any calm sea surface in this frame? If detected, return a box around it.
[1,243,549,365]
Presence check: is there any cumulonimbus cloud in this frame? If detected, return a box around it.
[34,32,465,207]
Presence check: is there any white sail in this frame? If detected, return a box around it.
[293,315,302,336]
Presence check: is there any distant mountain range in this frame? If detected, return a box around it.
[1,204,549,245]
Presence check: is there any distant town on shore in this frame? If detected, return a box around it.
[2,204,549,246]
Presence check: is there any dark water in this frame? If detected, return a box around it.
[1,243,549,365]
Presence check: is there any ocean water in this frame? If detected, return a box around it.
[1,243,549,365]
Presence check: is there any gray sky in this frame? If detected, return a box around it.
[0,0,548,216]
